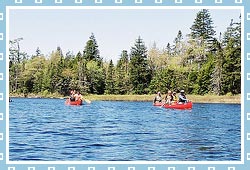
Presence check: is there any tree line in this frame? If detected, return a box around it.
[9,9,241,97]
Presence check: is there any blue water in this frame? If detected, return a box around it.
[9,98,241,161]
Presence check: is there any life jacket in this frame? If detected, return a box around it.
[173,95,178,102]
[166,94,173,101]
[70,96,75,101]
[178,94,186,102]
[155,95,162,102]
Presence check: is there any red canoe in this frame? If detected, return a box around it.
[163,102,193,109]
[65,99,83,106]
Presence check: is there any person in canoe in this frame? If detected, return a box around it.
[165,90,173,105]
[70,90,76,101]
[178,90,189,103]
[74,91,82,101]
[153,92,162,104]
[172,91,178,104]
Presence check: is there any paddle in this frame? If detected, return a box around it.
[84,99,91,104]
[80,96,91,104]
[160,100,165,108]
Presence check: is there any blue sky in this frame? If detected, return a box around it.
[9,8,241,63]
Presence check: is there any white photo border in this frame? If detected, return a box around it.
[0,0,248,170]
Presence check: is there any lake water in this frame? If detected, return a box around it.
[9,98,241,161]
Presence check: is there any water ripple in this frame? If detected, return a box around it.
[9,99,241,161]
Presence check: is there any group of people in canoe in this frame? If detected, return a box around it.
[67,90,91,105]
[153,90,189,105]
[69,90,83,101]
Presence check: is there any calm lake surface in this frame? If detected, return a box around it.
[9,98,241,161]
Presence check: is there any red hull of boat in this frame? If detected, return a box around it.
[65,99,83,105]
[163,102,192,109]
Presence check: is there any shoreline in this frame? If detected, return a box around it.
[9,94,241,104]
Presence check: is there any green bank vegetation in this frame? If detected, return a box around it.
[10,93,240,104]
[9,9,241,101]
[86,94,241,104]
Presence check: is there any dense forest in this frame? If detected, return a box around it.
[9,9,241,97]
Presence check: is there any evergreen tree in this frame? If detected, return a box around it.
[190,9,216,47]
[49,47,64,93]
[75,51,89,94]
[41,64,51,95]
[221,39,241,95]
[86,60,105,94]
[64,51,75,68]
[105,60,115,94]
[115,50,130,94]
[166,43,172,56]
[129,36,152,94]
[149,68,176,94]
[193,58,214,95]
[221,15,241,95]
[35,47,41,57]
[83,33,102,65]
[187,70,198,93]
[173,30,183,55]
[81,33,105,94]
[222,15,241,47]
[175,30,183,43]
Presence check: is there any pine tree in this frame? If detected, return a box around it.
[149,68,176,94]
[166,43,172,56]
[222,15,241,47]
[75,51,89,94]
[83,33,102,65]
[129,36,151,94]
[49,46,64,93]
[105,60,115,94]
[190,9,216,47]
[221,15,241,95]
[221,39,241,95]
[82,33,105,94]
[42,62,51,95]
[173,30,183,55]
[36,47,41,57]
[86,60,105,94]
[194,58,214,95]
[115,50,130,94]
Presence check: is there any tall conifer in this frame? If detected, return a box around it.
[83,33,102,65]
[129,36,151,94]
[190,9,216,46]
[105,60,115,94]
[115,50,130,94]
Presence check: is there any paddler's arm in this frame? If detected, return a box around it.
[179,95,188,102]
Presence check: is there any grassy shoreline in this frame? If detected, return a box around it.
[9,93,241,104]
